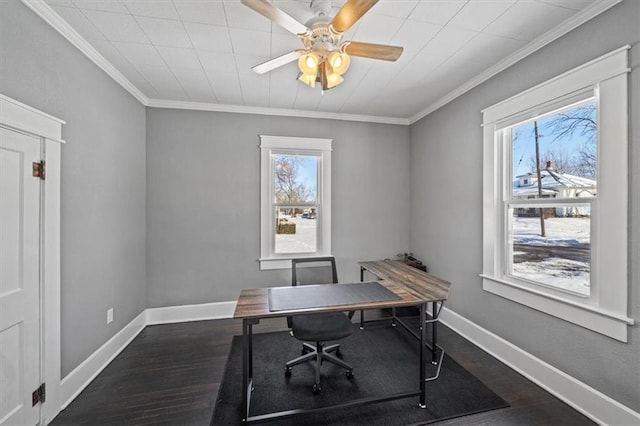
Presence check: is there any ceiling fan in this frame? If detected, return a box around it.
[241,0,404,91]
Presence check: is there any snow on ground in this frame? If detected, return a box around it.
[512,217,590,296]
[512,257,590,296]
[275,216,316,253]
[512,216,590,246]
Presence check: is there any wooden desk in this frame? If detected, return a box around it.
[233,260,450,424]
[359,260,450,364]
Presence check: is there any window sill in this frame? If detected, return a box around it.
[259,258,292,270]
[481,274,633,342]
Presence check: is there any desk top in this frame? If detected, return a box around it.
[234,260,450,320]
[359,260,450,302]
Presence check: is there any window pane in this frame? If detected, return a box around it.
[274,207,317,254]
[511,101,597,200]
[509,206,590,296]
[273,154,317,204]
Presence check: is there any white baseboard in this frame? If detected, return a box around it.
[439,306,640,426]
[58,301,640,426]
[60,311,146,410]
[146,301,237,325]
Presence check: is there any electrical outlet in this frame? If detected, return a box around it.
[107,308,113,324]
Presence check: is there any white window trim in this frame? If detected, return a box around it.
[259,135,332,270]
[481,46,633,342]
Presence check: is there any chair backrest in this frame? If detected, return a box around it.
[288,257,338,328]
[291,256,338,287]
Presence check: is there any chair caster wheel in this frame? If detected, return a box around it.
[346,371,354,379]
[312,384,322,394]
[285,367,292,377]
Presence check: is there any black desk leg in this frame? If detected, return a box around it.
[359,267,365,329]
[419,303,427,408]
[432,301,438,364]
[249,322,254,380]
[242,319,256,422]
[242,319,249,421]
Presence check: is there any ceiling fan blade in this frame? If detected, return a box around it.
[342,41,403,61]
[241,0,310,36]
[330,0,379,34]
[251,50,303,74]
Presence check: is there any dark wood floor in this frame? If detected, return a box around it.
[51,311,594,425]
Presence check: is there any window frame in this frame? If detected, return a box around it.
[259,135,332,270]
[481,46,633,342]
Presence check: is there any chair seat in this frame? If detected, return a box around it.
[291,312,352,342]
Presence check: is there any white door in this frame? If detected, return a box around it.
[0,127,41,425]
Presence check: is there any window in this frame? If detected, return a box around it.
[508,100,596,297]
[481,46,633,341]
[273,153,318,254]
[260,135,332,270]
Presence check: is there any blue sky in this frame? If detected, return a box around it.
[296,155,317,197]
[512,102,596,177]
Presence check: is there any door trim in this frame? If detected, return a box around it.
[1,94,64,424]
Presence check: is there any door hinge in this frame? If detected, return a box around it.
[32,383,46,406]
[32,160,46,180]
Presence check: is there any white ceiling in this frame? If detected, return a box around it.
[40,0,598,122]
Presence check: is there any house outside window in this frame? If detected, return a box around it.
[481,46,633,341]
[259,135,332,270]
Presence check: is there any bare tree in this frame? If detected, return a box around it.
[575,141,596,178]
[544,103,597,178]
[545,104,596,143]
[274,156,312,204]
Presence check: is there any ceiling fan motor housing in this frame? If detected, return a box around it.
[303,18,342,60]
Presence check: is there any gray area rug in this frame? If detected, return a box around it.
[211,319,508,425]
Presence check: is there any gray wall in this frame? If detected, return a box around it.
[146,109,410,306]
[0,0,147,376]
[409,0,639,411]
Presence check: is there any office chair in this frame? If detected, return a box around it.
[285,257,354,394]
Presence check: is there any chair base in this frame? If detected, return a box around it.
[285,342,354,393]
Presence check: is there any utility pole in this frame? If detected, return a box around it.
[534,121,546,237]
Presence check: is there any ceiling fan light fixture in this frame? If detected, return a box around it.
[327,51,350,75]
[298,71,317,88]
[325,73,344,89]
[298,51,320,75]
[320,61,344,90]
